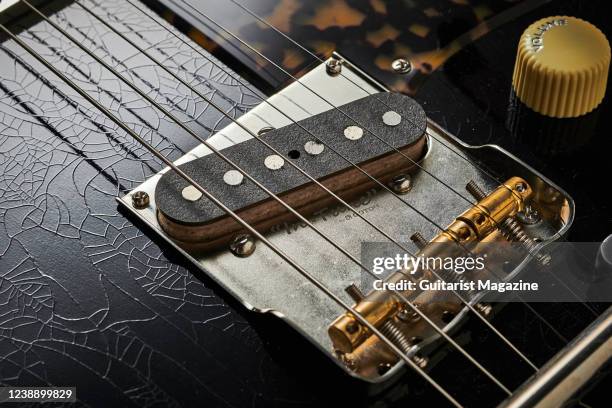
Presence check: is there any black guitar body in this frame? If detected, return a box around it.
[0,1,609,407]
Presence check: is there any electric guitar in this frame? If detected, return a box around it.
[0,1,610,407]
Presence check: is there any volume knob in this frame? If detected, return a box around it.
[512,16,610,118]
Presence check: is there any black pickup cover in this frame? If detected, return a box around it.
[155,92,427,225]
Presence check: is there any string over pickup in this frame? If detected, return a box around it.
[155,93,427,252]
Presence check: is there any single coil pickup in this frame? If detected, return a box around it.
[155,93,428,252]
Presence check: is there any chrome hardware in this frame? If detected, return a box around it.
[391,58,412,74]
[132,191,150,209]
[326,58,343,76]
[380,319,412,353]
[516,205,541,225]
[389,174,412,194]
[229,234,256,257]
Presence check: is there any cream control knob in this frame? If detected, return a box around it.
[512,16,610,118]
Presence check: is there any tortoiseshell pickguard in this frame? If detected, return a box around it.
[148,0,543,94]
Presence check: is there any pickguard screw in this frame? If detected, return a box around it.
[326,58,343,76]
[229,234,256,257]
[132,191,150,209]
[389,174,412,194]
[391,58,412,74]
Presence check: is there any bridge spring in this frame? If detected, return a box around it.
[380,319,413,353]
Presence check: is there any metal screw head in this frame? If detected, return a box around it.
[132,191,150,209]
[517,205,541,225]
[389,174,412,194]
[326,58,343,76]
[515,182,527,193]
[229,234,256,257]
[391,58,412,74]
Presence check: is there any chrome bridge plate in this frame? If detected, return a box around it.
[118,55,574,382]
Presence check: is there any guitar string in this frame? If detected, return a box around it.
[226,0,598,317]
[20,3,604,408]
[170,0,596,334]
[0,20,465,408]
[17,0,515,394]
[90,0,543,369]
[149,0,575,350]
[103,0,549,367]
[195,0,592,317]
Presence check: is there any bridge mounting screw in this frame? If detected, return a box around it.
[391,58,412,74]
[389,174,412,194]
[132,191,150,209]
[229,234,256,257]
[326,58,343,76]
[517,204,541,225]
